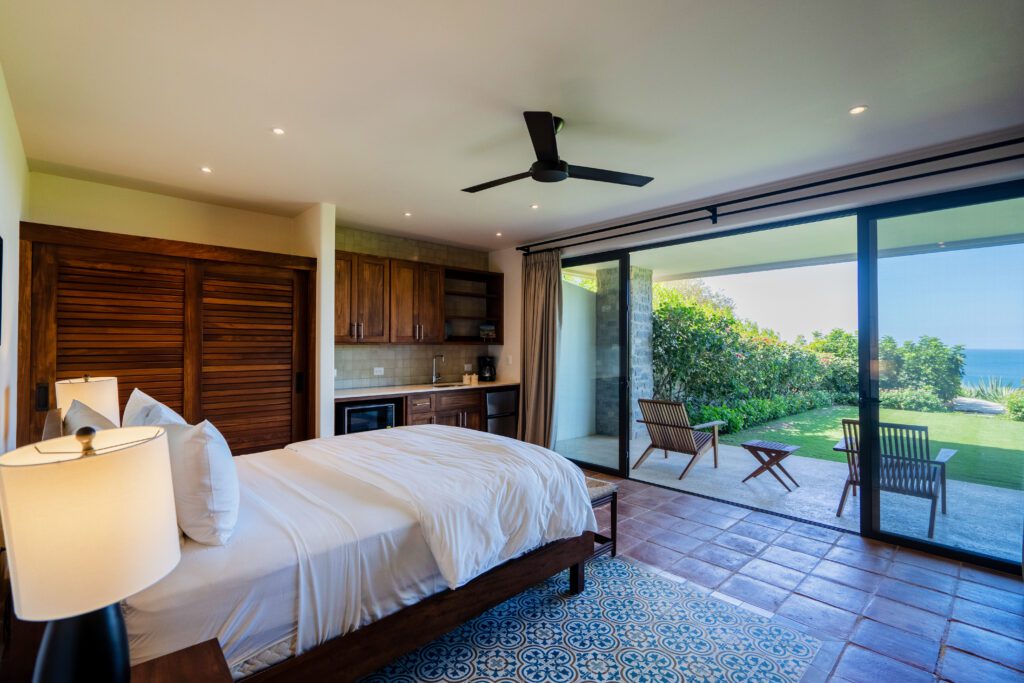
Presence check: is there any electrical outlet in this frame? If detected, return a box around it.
[464,364,473,372]
[333,368,337,378]
[373,367,384,376]
[507,356,513,365]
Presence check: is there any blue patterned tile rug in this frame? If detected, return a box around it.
[362,557,821,683]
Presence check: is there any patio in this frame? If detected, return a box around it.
[556,435,1024,560]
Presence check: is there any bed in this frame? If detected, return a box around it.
[124,424,597,680]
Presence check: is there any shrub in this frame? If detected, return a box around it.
[1007,392,1024,421]
[688,391,833,434]
[962,377,1022,403]
[879,387,945,412]
[879,336,964,401]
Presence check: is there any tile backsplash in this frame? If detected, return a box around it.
[335,345,488,389]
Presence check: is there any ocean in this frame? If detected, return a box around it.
[962,349,1024,388]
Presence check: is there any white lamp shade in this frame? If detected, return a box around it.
[0,427,180,621]
[55,376,121,427]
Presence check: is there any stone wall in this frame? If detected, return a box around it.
[590,265,654,440]
[629,267,654,440]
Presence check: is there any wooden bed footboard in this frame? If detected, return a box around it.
[246,531,595,683]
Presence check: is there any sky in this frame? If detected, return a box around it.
[692,242,1024,349]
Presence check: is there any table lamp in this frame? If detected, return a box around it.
[54,375,121,426]
[0,426,180,683]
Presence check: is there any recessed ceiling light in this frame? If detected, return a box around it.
[848,105,868,115]
[530,204,540,210]
[496,232,503,237]
[403,212,412,217]
[200,166,213,174]
[271,127,285,135]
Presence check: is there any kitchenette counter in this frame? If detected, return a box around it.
[334,379,520,401]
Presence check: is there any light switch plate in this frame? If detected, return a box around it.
[373,367,385,376]
[464,364,473,372]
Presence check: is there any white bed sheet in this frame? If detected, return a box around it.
[125,447,446,671]
[287,425,598,588]
[125,426,596,676]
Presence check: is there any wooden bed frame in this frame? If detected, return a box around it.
[248,531,593,682]
[2,411,596,682]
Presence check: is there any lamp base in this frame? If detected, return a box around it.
[32,604,129,683]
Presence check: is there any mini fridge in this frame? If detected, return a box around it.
[485,387,519,439]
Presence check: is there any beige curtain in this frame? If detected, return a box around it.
[519,249,562,447]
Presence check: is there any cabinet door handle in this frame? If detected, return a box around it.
[415,323,421,341]
[350,322,357,338]
[358,322,364,340]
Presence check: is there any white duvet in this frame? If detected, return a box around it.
[126,425,596,672]
[286,424,597,588]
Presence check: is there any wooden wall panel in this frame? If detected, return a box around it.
[199,263,301,454]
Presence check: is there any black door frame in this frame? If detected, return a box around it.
[560,177,1024,574]
[857,179,1024,574]
[559,251,632,478]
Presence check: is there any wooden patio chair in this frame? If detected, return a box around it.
[835,419,956,538]
[633,399,726,481]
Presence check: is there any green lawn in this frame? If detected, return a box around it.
[719,405,1024,491]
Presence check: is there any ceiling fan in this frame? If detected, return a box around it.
[461,111,654,193]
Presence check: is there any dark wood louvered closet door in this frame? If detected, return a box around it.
[198,263,308,454]
[23,243,189,439]
[19,224,314,449]
[56,247,188,414]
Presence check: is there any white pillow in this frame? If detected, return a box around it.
[162,421,239,546]
[123,388,187,427]
[63,399,117,434]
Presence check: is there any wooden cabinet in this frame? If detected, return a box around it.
[335,251,389,343]
[434,389,483,428]
[390,260,444,343]
[417,264,445,343]
[338,251,503,347]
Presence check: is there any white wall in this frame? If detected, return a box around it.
[488,247,521,382]
[0,64,27,452]
[26,172,307,256]
[294,203,336,437]
[554,281,596,441]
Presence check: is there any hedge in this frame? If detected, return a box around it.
[651,283,965,433]
[1007,392,1024,421]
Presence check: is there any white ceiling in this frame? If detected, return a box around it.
[2,1,1023,249]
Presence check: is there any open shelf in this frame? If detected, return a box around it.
[443,267,504,345]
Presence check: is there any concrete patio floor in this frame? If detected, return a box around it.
[555,435,1024,561]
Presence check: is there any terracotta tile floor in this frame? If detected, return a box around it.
[588,472,1024,683]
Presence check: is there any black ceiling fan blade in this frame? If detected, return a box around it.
[523,111,559,163]
[461,171,531,193]
[568,164,653,187]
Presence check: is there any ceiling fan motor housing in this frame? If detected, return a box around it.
[531,159,569,183]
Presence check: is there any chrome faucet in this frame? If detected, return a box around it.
[432,354,446,384]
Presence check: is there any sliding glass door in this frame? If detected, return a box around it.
[554,256,628,474]
[863,189,1024,566]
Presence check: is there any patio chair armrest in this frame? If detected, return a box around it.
[934,448,957,463]
[833,439,852,453]
[691,420,726,430]
[635,419,701,432]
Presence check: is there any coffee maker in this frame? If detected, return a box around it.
[478,356,496,382]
